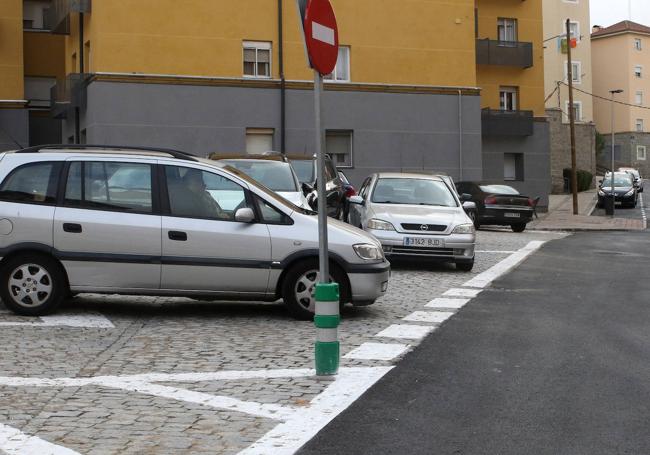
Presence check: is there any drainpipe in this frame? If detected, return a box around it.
[75,11,84,144]
[458,89,463,181]
[278,0,286,154]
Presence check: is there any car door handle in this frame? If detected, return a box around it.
[62,223,82,233]
[168,231,188,241]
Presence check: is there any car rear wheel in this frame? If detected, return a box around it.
[0,254,67,316]
[511,223,527,233]
[282,259,349,321]
[456,260,474,272]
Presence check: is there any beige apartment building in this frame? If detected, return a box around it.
[543,0,596,193]
[593,21,650,176]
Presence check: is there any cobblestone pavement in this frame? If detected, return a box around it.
[0,229,567,454]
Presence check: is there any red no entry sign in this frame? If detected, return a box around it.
[303,0,339,75]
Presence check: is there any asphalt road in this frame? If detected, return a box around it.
[592,192,648,225]
[299,231,650,455]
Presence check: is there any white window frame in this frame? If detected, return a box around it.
[635,38,643,51]
[324,46,351,83]
[497,18,518,42]
[636,91,644,105]
[565,101,583,122]
[325,130,354,168]
[637,145,647,161]
[635,65,643,78]
[564,61,582,84]
[500,87,518,111]
[242,41,272,79]
[636,119,645,132]
[563,20,580,41]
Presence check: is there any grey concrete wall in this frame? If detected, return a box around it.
[0,109,29,152]
[65,81,483,188]
[547,109,596,194]
[482,120,551,208]
[601,132,650,178]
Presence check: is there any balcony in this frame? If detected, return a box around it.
[481,108,533,137]
[476,39,533,68]
[44,0,91,35]
[50,73,90,119]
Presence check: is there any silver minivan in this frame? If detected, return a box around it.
[0,146,389,320]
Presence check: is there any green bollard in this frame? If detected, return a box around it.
[314,282,340,376]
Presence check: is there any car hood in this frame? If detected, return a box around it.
[600,186,633,193]
[369,204,470,231]
[326,217,382,248]
[278,191,310,209]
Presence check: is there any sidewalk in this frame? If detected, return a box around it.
[528,189,646,231]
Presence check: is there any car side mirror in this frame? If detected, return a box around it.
[349,195,364,205]
[234,207,255,223]
[462,201,477,211]
[460,193,472,202]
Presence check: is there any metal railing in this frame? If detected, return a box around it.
[476,39,533,68]
[44,0,91,34]
[481,108,534,137]
[50,73,90,119]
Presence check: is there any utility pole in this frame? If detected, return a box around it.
[610,89,624,218]
[566,19,578,215]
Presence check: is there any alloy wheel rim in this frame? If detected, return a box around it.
[294,269,333,312]
[8,264,53,308]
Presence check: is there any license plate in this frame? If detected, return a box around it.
[504,213,521,218]
[403,237,444,248]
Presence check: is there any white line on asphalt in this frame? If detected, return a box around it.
[425,297,470,309]
[343,343,410,361]
[443,288,482,298]
[476,250,517,254]
[402,311,455,324]
[0,422,80,455]
[0,313,114,329]
[640,194,647,229]
[462,240,547,289]
[375,324,434,340]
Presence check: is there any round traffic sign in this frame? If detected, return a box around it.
[304,0,339,75]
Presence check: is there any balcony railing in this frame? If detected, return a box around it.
[476,39,533,68]
[44,0,91,35]
[50,73,90,119]
[481,108,534,137]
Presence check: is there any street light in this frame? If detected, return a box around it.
[609,89,624,218]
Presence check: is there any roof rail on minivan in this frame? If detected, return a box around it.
[15,144,198,162]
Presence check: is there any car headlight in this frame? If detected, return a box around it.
[367,219,396,231]
[353,243,384,261]
[452,223,475,234]
[625,189,635,196]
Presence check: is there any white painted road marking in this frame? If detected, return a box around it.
[344,343,410,361]
[463,240,546,289]
[443,288,482,298]
[403,311,455,324]
[375,324,434,340]
[476,250,517,254]
[312,22,335,46]
[0,422,81,455]
[0,312,114,329]
[426,298,470,309]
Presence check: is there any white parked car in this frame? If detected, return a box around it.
[348,173,476,271]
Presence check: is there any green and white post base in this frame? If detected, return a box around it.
[314,282,340,376]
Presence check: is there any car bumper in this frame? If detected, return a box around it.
[480,206,533,225]
[369,229,475,261]
[599,194,636,203]
[347,260,390,305]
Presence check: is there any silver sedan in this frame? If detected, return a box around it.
[348,173,477,271]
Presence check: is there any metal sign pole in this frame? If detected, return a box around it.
[314,71,329,282]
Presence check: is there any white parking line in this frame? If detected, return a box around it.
[425,298,470,309]
[0,422,80,455]
[402,311,454,324]
[0,313,114,329]
[375,324,434,340]
[476,250,517,254]
[463,240,546,289]
[443,288,482,298]
[343,343,410,361]
[640,194,647,229]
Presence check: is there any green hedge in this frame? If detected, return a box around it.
[563,168,593,192]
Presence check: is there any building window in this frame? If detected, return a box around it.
[500,87,518,111]
[326,131,353,168]
[567,21,580,41]
[497,18,518,42]
[23,0,50,30]
[635,38,643,51]
[565,101,582,122]
[243,41,272,78]
[637,145,647,161]
[636,119,644,132]
[636,91,644,105]
[564,61,581,84]
[504,153,524,181]
[635,65,643,78]
[245,128,274,154]
[324,46,350,82]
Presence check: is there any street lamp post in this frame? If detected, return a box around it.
[609,89,623,218]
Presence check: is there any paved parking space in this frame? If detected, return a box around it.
[592,193,648,228]
[0,229,567,455]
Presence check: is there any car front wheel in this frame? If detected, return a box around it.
[456,260,474,272]
[511,223,527,233]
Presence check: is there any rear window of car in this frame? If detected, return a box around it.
[479,185,520,195]
[0,162,60,204]
[291,160,314,183]
[221,160,298,192]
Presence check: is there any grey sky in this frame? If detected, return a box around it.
[591,0,650,28]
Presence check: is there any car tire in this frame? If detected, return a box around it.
[0,254,67,316]
[456,260,474,272]
[282,259,349,321]
[511,223,527,233]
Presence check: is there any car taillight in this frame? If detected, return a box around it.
[484,196,497,205]
[345,186,357,198]
[527,198,534,207]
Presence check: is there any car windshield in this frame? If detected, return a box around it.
[603,175,633,187]
[221,160,298,192]
[479,185,520,195]
[291,160,314,183]
[371,178,458,207]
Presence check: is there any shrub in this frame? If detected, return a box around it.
[563,168,593,192]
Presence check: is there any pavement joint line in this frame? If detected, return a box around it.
[374,324,435,340]
[0,312,114,329]
[462,240,547,289]
[343,343,410,361]
[425,297,471,309]
[443,288,482,298]
[0,422,81,455]
[402,311,455,324]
